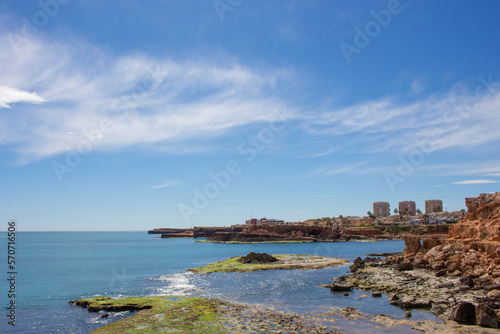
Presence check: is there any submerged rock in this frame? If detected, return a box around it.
[329,283,354,292]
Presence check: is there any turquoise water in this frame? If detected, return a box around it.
[1,232,436,333]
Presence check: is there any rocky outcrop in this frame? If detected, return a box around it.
[449,192,500,241]
[397,193,500,284]
[194,226,245,238]
[339,193,500,328]
[448,302,499,328]
[69,298,152,312]
[237,252,278,264]
[343,229,382,237]
[206,231,316,243]
[148,228,193,235]
[245,225,341,240]
[161,231,194,238]
[206,225,389,243]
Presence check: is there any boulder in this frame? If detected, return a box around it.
[475,304,499,328]
[388,294,400,305]
[349,257,364,273]
[403,236,423,255]
[487,289,500,298]
[493,277,500,286]
[459,276,474,288]
[397,260,413,271]
[237,252,278,264]
[329,283,353,292]
[422,236,441,251]
[435,269,447,277]
[399,296,432,309]
[449,302,476,325]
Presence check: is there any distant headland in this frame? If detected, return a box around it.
[148,198,461,243]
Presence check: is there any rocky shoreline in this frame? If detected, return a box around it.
[80,191,500,332]
[326,256,499,330]
[323,192,500,331]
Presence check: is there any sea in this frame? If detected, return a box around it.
[0,232,441,333]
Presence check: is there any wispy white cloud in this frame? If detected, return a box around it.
[309,78,500,157]
[0,32,297,164]
[409,79,424,96]
[484,172,500,177]
[299,161,384,178]
[0,86,45,108]
[453,179,499,185]
[152,180,180,189]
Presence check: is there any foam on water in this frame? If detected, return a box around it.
[149,272,197,296]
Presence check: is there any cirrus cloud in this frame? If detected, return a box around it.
[453,179,499,185]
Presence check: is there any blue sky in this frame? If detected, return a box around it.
[1,0,500,231]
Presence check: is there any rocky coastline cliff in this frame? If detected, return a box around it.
[333,192,500,329]
[399,192,500,282]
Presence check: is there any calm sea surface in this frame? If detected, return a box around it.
[1,232,439,333]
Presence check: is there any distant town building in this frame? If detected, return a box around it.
[245,218,285,226]
[399,201,416,216]
[246,218,258,226]
[373,202,390,218]
[425,199,443,213]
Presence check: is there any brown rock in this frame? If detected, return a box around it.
[329,283,353,292]
[449,302,476,325]
[397,260,413,271]
[403,236,423,255]
[237,252,278,264]
[388,294,400,305]
[422,236,441,251]
[487,289,500,298]
[475,304,499,328]
[459,276,474,288]
[436,269,447,277]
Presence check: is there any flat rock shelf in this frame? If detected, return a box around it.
[187,254,349,274]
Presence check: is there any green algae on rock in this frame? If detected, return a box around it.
[71,296,227,334]
[187,254,349,274]
[72,296,348,333]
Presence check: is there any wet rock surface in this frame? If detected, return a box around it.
[332,255,500,330]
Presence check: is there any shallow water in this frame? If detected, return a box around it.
[0,232,440,333]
